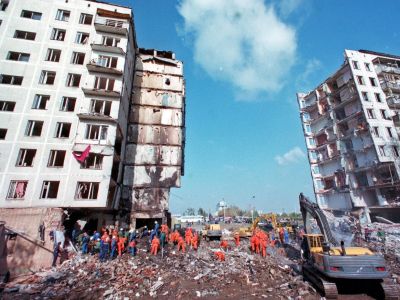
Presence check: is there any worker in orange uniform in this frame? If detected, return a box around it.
[250,234,256,253]
[220,239,229,251]
[191,233,199,251]
[151,236,160,255]
[261,238,268,258]
[117,236,126,256]
[214,251,225,261]
[161,224,169,242]
[234,232,240,246]
[255,235,260,254]
[177,236,186,253]
[185,228,193,245]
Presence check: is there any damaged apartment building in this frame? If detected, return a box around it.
[0,0,185,271]
[297,49,400,222]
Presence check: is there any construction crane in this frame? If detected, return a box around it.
[299,193,398,299]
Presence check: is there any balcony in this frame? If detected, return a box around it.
[375,64,400,76]
[87,60,123,76]
[336,110,363,124]
[82,88,120,98]
[77,113,116,123]
[91,44,125,55]
[94,17,128,36]
[387,95,400,108]
[381,81,400,93]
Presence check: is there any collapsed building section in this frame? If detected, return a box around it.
[123,49,185,228]
[297,49,400,222]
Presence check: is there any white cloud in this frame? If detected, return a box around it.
[275,146,306,165]
[177,0,297,97]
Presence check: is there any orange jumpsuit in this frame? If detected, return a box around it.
[234,233,240,246]
[215,251,225,261]
[185,229,193,245]
[255,236,260,254]
[118,237,126,256]
[177,236,186,253]
[161,224,169,242]
[220,240,228,250]
[191,234,199,250]
[151,237,160,255]
[261,239,267,257]
[250,235,256,252]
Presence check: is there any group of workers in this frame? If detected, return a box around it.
[53,221,293,267]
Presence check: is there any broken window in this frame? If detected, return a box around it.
[367,109,375,119]
[7,181,28,199]
[0,75,23,85]
[361,92,369,101]
[0,128,7,139]
[94,77,115,91]
[25,120,43,137]
[1,0,9,11]
[21,10,42,20]
[393,146,400,158]
[32,94,49,110]
[14,30,36,40]
[85,124,108,141]
[352,61,359,70]
[75,32,89,44]
[71,52,85,65]
[380,109,391,120]
[379,146,387,157]
[7,51,30,62]
[365,63,371,71]
[357,76,364,85]
[369,77,377,87]
[79,13,93,25]
[105,19,123,28]
[101,36,120,47]
[372,126,380,137]
[60,97,76,112]
[97,55,118,68]
[50,28,66,41]
[75,182,99,199]
[16,149,36,167]
[0,101,16,112]
[81,153,103,169]
[386,127,394,138]
[45,49,61,62]
[66,73,81,87]
[55,9,70,22]
[48,150,66,167]
[375,93,382,102]
[39,71,56,85]
[54,122,71,138]
[90,99,111,115]
[40,181,60,199]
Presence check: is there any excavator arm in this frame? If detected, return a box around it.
[299,193,338,247]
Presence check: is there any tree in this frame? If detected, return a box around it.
[184,208,195,216]
[197,208,207,217]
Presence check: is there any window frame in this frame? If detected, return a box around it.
[39,70,56,85]
[66,73,81,87]
[25,120,44,137]
[14,30,36,40]
[7,180,28,200]
[79,13,93,25]
[40,181,60,199]
[59,97,76,112]
[32,94,50,110]
[7,51,30,62]
[55,9,70,22]
[21,10,42,20]
[0,101,16,112]
[0,75,23,85]
[16,148,36,167]
[50,28,66,41]
[75,182,99,200]
[45,48,61,62]
[54,122,71,138]
[48,150,66,167]
[85,124,108,141]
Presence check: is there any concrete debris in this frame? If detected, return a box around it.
[1,231,318,299]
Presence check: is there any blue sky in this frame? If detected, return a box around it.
[113,0,400,214]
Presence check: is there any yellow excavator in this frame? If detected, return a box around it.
[299,193,397,299]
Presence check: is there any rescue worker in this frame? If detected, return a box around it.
[185,228,193,245]
[151,236,160,255]
[220,239,229,251]
[177,236,186,253]
[52,242,62,267]
[100,230,110,262]
[81,232,89,254]
[255,235,260,254]
[129,238,137,257]
[250,234,256,253]
[261,238,268,258]
[214,251,225,261]
[118,235,126,256]
[110,234,118,260]
[191,233,199,251]
[160,230,167,249]
[283,228,289,244]
[234,232,240,246]
[154,221,160,236]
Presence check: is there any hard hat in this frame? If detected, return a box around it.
[155,221,158,224]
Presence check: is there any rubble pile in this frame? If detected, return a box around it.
[2,239,318,299]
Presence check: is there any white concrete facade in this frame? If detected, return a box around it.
[0,0,136,209]
[297,49,400,214]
